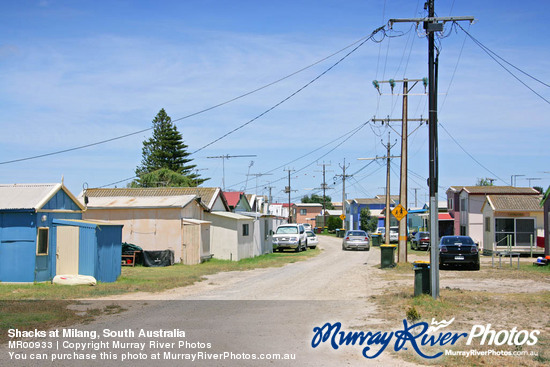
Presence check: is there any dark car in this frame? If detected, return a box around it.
[411,231,430,250]
[439,236,480,270]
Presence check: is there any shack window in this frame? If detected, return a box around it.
[37,227,49,255]
[242,224,249,236]
[300,209,307,215]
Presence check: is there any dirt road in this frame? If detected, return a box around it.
[2,235,422,367]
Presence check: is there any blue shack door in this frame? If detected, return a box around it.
[34,227,51,282]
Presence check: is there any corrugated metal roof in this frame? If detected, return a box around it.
[209,211,253,220]
[354,198,386,205]
[0,183,60,210]
[85,195,197,209]
[53,219,124,227]
[486,195,543,211]
[182,218,211,225]
[462,186,539,195]
[82,187,222,210]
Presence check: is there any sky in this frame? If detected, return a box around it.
[0,0,549,206]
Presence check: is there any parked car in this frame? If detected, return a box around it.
[439,235,480,270]
[305,230,318,249]
[272,224,308,252]
[411,231,430,250]
[389,226,399,243]
[302,223,312,232]
[342,230,370,251]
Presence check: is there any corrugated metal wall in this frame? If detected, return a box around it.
[0,212,36,282]
[182,223,200,265]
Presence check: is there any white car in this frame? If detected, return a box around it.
[389,226,399,243]
[272,224,308,252]
[305,230,318,249]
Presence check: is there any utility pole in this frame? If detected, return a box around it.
[316,162,332,229]
[335,159,352,230]
[265,185,275,206]
[284,169,296,223]
[358,133,399,244]
[206,154,257,191]
[412,188,420,207]
[246,172,273,195]
[389,1,475,299]
[372,78,427,262]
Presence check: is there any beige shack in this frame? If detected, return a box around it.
[80,187,224,264]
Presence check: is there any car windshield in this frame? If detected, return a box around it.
[440,236,474,245]
[419,232,429,239]
[306,231,315,237]
[347,231,366,237]
[276,226,298,234]
[377,228,385,233]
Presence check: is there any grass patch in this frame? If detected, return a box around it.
[0,249,321,338]
[0,300,103,343]
[0,249,321,301]
[371,287,550,366]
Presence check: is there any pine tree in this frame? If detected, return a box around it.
[133,109,207,187]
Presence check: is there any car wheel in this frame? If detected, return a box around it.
[310,246,317,250]
[295,241,302,252]
[365,246,370,251]
[472,263,480,271]
[303,240,308,251]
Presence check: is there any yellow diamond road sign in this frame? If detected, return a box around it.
[340,214,346,220]
[391,204,407,221]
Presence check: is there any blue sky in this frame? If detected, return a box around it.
[1,0,548,206]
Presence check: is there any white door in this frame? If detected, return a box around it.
[56,226,79,275]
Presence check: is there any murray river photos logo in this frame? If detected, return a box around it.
[311,318,540,359]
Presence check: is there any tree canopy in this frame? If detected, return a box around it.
[132,109,207,187]
[301,194,334,210]
[475,178,494,186]
[360,207,378,233]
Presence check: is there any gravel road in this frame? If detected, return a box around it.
[2,236,421,367]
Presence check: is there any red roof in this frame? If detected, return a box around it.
[439,213,453,221]
[223,191,243,207]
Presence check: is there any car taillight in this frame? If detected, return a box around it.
[345,237,349,240]
[471,246,478,253]
[440,245,447,253]
[364,237,369,241]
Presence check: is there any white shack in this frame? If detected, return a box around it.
[205,211,254,261]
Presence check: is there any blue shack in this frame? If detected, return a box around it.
[52,219,123,283]
[0,183,123,283]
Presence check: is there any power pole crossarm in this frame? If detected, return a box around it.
[388,1,475,300]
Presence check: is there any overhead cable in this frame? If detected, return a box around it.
[0,28,386,166]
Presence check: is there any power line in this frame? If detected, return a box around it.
[439,122,507,184]
[191,25,387,154]
[0,29,387,166]
[456,22,550,105]
[225,120,371,190]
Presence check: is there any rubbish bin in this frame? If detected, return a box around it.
[338,229,346,238]
[380,245,397,268]
[336,229,340,237]
[413,261,431,296]
[371,234,381,246]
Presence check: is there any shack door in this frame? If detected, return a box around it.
[56,226,79,275]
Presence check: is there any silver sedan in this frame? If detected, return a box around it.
[342,230,370,251]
